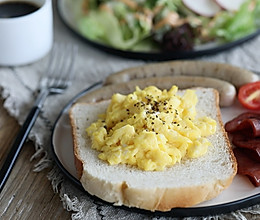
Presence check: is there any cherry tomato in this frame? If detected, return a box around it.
[238,81,260,110]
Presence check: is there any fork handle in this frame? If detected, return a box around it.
[0,106,41,194]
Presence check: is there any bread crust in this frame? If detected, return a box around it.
[69,110,83,179]
[70,87,237,212]
[212,90,237,178]
[80,171,235,211]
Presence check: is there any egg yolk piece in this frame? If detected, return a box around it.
[86,86,217,171]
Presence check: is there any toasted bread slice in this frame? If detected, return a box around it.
[69,88,237,212]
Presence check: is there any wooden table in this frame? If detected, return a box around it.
[0,99,71,219]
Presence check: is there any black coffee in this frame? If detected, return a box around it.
[0,1,39,18]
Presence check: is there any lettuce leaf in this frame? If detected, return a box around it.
[78,10,152,50]
[253,0,260,26]
[209,0,257,42]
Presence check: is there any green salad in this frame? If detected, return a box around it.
[77,0,260,52]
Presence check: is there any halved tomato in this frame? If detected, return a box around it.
[238,81,260,110]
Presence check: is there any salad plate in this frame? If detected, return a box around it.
[57,0,260,60]
[51,82,260,217]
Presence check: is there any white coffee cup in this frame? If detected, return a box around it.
[0,0,53,66]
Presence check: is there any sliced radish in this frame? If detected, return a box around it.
[182,0,221,17]
[214,0,246,11]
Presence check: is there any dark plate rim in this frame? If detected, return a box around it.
[51,81,260,218]
[56,0,260,61]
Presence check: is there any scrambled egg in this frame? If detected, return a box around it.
[86,86,216,171]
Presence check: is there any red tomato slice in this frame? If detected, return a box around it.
[238,81,260,110]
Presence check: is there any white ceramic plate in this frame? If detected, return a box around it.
[51,82,260,217]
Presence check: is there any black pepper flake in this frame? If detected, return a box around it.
[133,116,136,119]
[151,122,154,125]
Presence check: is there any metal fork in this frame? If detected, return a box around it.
[0,43,78,193]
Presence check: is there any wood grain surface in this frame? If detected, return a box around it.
[0,99,71,220]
